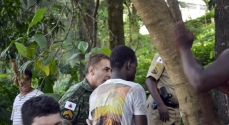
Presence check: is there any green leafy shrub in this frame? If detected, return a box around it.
[0,78,18,124]
[186,11,215,66]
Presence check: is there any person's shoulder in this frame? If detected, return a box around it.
[59,82,84,100]
[153,53,160,59]
[36,89,44,95]
[115,79,143,88]
[220,49,229,58]
[13,94,21,101]
[69,81,85,92]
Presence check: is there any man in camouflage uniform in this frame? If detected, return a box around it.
[145,54,181,125]
[59,53,111,125]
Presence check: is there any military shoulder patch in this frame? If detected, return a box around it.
[151,67,158,74]
[154,62,163,69]
[64,101,76,111]
[157,57,163,64]
[62,109,74,121]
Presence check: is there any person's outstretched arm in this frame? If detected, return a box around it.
[172,21,229,93]
[217,82,229,95]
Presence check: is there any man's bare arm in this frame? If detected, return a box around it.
[172,21,229,93]
[134,115,147,125]
[217,81,229,95]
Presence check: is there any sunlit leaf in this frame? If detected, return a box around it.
[14,42,27,57]
[91,47,102,54]
[28,8,46,30]
[78,41,88,54]
[1,37,25,58]
[210,51,214,59]
[26,43,37,59]
[0,74,8,79]
[34,59,50,76]
[102,48,111,56]
[50,60,57,75]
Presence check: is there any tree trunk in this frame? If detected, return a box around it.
[214,0,229,124]
[167,0,182,22]
[108,0,125,49]
[131,0,223,124]
[75,0,95,80]
[82,0,95,51]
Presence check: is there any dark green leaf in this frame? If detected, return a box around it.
[66,53,80,64]
[30,34,47,49]
[42,51,56,66]
[59,64,73,74]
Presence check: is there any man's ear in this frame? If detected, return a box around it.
[88,66,95,75]
[126,60,132,70]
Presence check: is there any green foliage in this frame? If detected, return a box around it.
[28,8,46,31]
[133,35,156,87]
[14,42,27,57]
[78,41,89,54]
[208,0,216,10]
[186,10,215,66]
[30,34,47,49]
[0,76,18,124]
[135,48,155,88]
[0,0,67,94]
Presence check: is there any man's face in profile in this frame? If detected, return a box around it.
[32,113,62,125]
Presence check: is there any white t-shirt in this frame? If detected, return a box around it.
[11,89,43,125]
[89,79,147,125]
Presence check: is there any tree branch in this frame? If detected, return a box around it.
[44,3,67,37]
[22,0,38,16]
[92,0,100,47]
[53,1,75,44]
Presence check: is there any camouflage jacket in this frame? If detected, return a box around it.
[59,78,93,125]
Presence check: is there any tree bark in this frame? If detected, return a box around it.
[214,0,229,124]
[75,0,95,80]
[108,0,125,49]
[167,0,182,22]
[131,0,223,124]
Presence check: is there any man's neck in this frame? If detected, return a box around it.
[111,70,126,80]
[85,76,96,90]
[20,88,34,97]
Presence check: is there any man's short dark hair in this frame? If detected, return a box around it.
[24,68,32,79]
[85,53,110,74]
[21,95,60,125]
[110,45,136,70]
